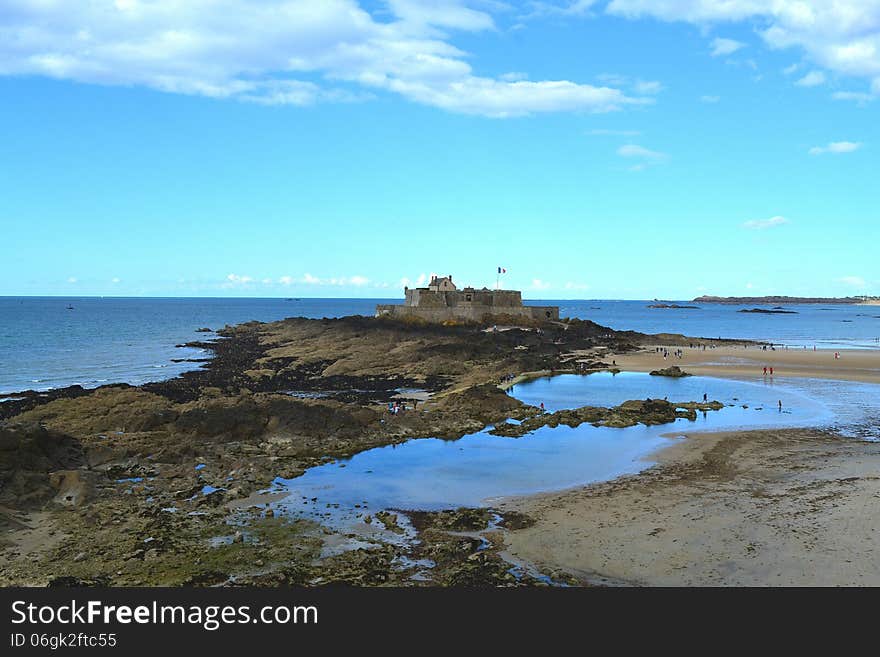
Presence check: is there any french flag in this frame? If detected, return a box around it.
[498,267,506,274]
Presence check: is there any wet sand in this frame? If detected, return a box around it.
[501,427,880,586]
[610,345,880,384]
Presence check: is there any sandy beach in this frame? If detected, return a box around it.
[499,345,880,586]
[501,427,880,586]
[608,344,880,384]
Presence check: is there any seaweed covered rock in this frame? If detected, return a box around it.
[0,423,84,508]
[431,383,525,424]
[490,398,723,437]
[649,366,692,377]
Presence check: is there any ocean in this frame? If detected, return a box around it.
[1,296,878,395]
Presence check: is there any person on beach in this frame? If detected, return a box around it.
[540,402,545,413]
[770,367,774,376]
[763,367,767,376]
[778,400,783,411]
[703,393,708,402]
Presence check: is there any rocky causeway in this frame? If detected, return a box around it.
[0,314,779,587]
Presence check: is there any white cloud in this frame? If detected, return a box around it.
[261,278,273,284]
[597,73,663,96]
[700,95,720,103]
[605,1,880,93]
[742,215,789,230]
[277,272,371,287]
[111,277,121,284]
[618,143,667,172]
[224,273,254,287]
[500,71,528,82]
[782,63,800,75]
[838,275,867,288]
[832,91,875,104]
[617,144,665,159]
[520,1,600,20]
[607,1,759,22]
[808,141,862,155]
[0,0,648,118]
[395,77,645,117]
[710,37,746,57]
[67,277,77,284]
[531,279,552,290]
[795,70,826,87]
[633,79,663,94]
[416,273,428,286]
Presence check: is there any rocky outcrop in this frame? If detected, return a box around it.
[0,423,84,508]
[647,304,699,309]
[490,398,724,437]
[649,366,692,377]
[738,308,798,314]
[49,469,99,508]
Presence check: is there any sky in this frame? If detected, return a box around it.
[1,0,878,300]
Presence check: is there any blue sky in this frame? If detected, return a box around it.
[1,0,878,299]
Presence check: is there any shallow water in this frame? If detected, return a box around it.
[271,372,880,530]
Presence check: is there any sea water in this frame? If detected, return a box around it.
[1,296,878,394]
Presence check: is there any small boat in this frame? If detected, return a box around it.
[66,305,74,310]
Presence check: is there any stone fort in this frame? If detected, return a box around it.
[376,275,559,323]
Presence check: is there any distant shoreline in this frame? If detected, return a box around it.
[693,295,879,305]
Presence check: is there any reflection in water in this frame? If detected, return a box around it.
[273,372,879,530]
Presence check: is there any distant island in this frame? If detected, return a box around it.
[693,295,880,305]
[738,308,798,315]
[647,303,700,309]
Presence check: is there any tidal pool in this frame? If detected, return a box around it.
[270,372,879,529]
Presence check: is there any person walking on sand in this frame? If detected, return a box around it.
[763,367,767,376]
[778,400,783,411]
[769,367,774,376]
[540,402,545,413]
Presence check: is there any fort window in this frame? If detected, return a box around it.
[465,294,472,301]
[545,311,552,318]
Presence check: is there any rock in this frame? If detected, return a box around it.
[647,304,700,309]
[489,397,723,437]
[738,308,798,314]
[84,445,117,468]
[649,366,692,377]
[375,511,404,534]
[73,552,87,562]
[0,423,84,509]
[48,470,98,508]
